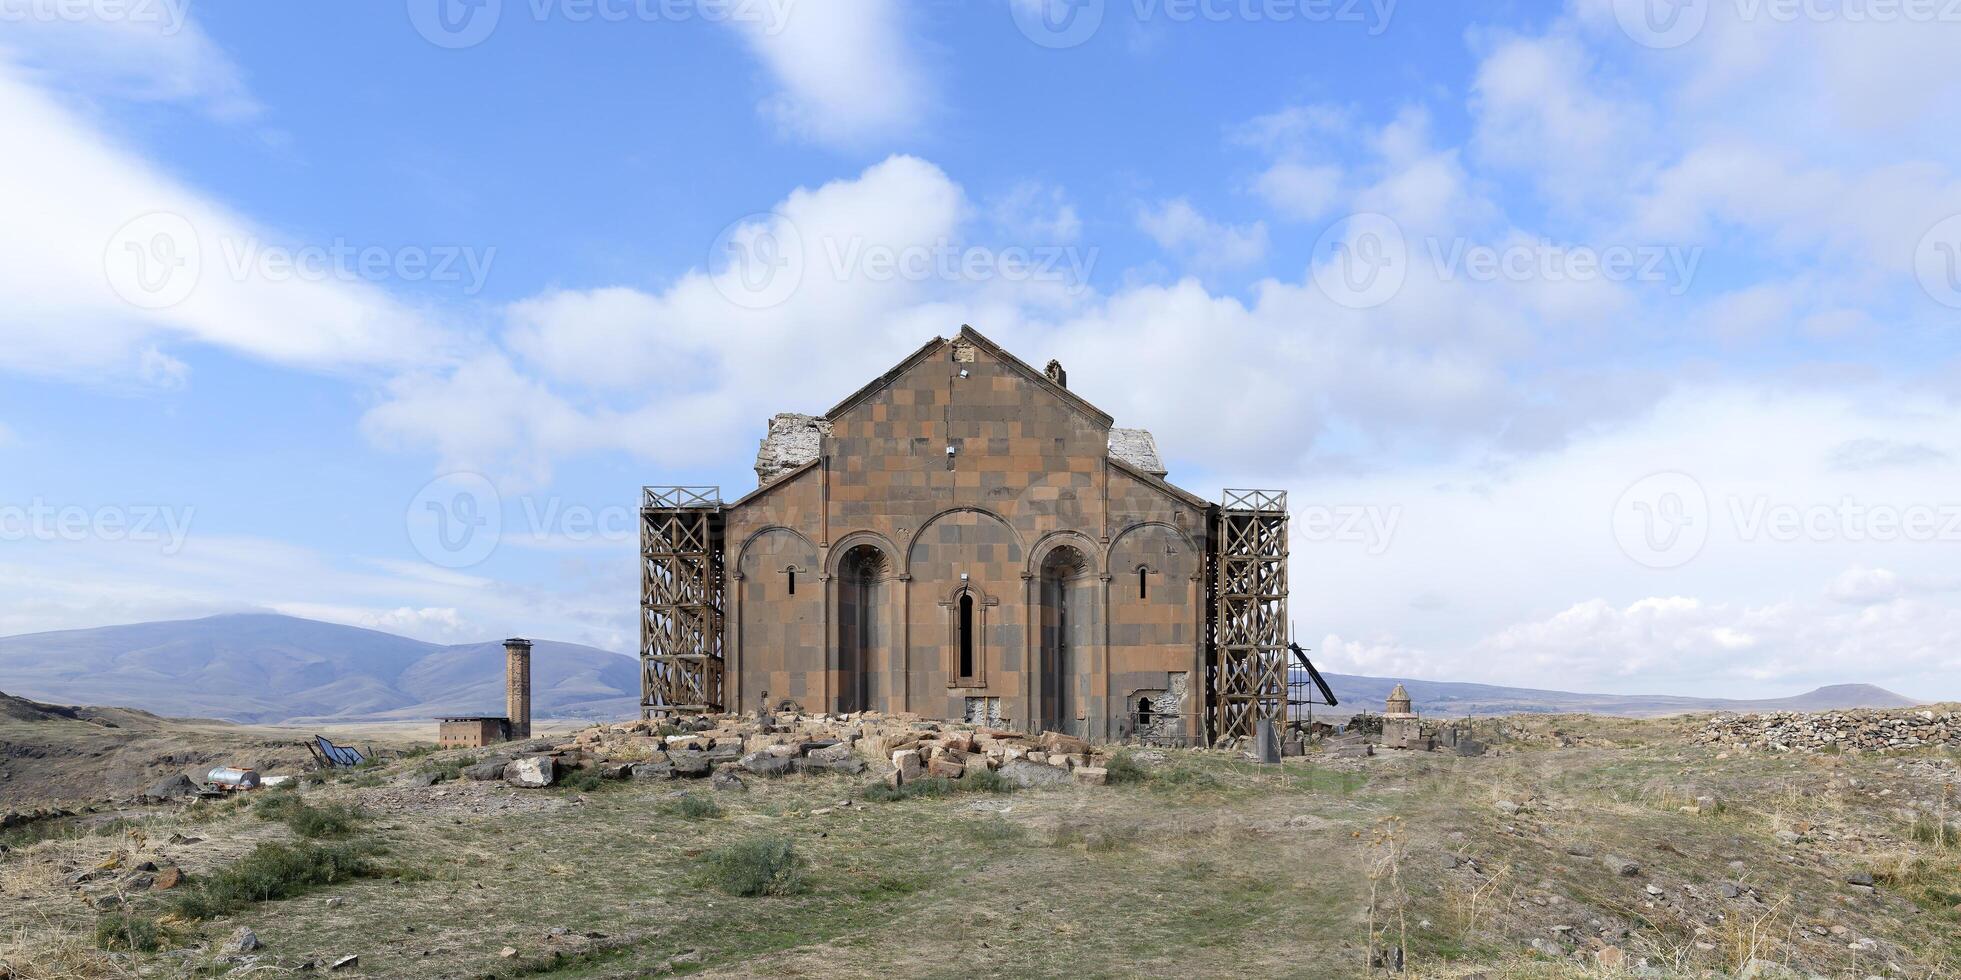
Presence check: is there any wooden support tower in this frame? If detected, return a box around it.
[640,486,725,718]
[1210,489,1289,744]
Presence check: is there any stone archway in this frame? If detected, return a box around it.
[1038,545,1092,736]
[835,543,890,713]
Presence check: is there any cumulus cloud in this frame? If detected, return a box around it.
[1136,199,1269,270]
[0,15,453,385]
[722,0,926,146]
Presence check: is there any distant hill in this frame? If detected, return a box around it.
[0,614,1919,725]
[0,614,637,724]
[1315,673,1916,719]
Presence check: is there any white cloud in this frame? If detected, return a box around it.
[723,0,925,146]
[0,0,259,119]
[0,26,453,385]
[1136,199,1268,270]
[990,182,1082,242]
[1253,162,1343,223]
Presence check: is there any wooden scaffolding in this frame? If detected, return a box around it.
[640,486,725,718]
[1209,489,1289,744]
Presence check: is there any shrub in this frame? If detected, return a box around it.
[254,791,361,839]
[93,912,165,952]
[701,837,806,897]
[962,768,1016,794]
[172,841,376,919]
[1103,751,1148,785]
[659,793,722,820]
[559,769,605,793]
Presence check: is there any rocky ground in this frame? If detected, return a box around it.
[0,709,1957,979]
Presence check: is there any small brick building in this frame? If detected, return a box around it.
[642,327,1291,745]
[437,716,511,749]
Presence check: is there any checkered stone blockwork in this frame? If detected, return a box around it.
[647,326,1286,743]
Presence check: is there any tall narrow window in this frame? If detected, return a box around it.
[958,592,975,679]
[787,568,796,596]
[1138,566,1148,600]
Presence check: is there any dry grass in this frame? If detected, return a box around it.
[3,717,1958,977]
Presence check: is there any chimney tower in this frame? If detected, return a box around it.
[504,638,533,739]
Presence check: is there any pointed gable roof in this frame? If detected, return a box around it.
[824,324,1114,428]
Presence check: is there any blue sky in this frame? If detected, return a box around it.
[3,0,1960,700]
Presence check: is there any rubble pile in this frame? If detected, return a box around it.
[468,712,1117,789]
[1693,707,1958,754]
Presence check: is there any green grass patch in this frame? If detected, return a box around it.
[557,768,606,793]
[93,911,172,952]
[254,789,362,839]
[658,793,722,820]
[1104,750,1148,785]
[860,776,955,802]
[961,767,1016,794]
[1909,814,1959,850]
[171,840,379,919]
[700,836,807,897]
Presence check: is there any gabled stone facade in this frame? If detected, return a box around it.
[716,326,1213,741]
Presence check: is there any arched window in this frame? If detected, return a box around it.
[786,567,796,596]
[958,592,975,679]
[1137,565,1149,600]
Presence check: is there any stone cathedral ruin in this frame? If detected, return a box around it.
[640,326,1291,746]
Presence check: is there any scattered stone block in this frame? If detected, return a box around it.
[1073,766,1108,786]
[998,760,1070,788]
[738,752,793,777]
[1602,855,1640,877]
[503,756,559,788]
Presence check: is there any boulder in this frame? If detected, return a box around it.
[710,768,746,792]
[799,755,867,775]
[222,926,261,954]
[463,762,508,782]
[630,760,675,781]
[503,756,559,788]
[670,753,712,778]
[807,742,857,764]
[927,757,966,779]
[1601,855,1640,877]
[739,751,794,777]
[891,749,923,779]
[1073,766,1109,786]
[998,760,1070,788]
[141,773,199,801]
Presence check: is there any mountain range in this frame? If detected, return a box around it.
[0,614,637,724]
[0,614,1918,724]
